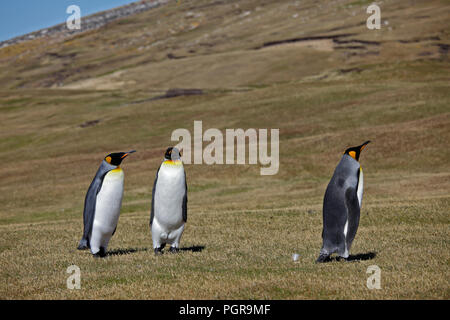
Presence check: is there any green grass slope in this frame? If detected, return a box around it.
[0,0,449,299]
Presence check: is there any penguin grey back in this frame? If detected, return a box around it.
[321,155,361,258]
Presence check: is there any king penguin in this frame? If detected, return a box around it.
[77,150,136,257]
[316,141,370,263]
[150,147,187,255]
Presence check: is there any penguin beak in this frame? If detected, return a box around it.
[121,150,136,159]
[359,141,371,151]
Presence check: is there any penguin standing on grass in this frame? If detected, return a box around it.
[316,141,370,263]
[150,147,187,255]
[77,150,136,257]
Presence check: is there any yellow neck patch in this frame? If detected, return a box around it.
[349,151,356,160]
[163,160,182,166]
[110,167,122,173]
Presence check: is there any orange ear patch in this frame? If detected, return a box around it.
[349,151,356,159]
[105,156,112,164]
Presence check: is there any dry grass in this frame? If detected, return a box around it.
[0,0,449,299]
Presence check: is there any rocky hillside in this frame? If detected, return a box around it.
[0,0,169,49]
[0,0,448,90]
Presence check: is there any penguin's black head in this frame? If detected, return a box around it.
[164,147,182,161]
[344,141,370,161]
[105,150,136,166]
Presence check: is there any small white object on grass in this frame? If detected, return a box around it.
[292,253,300,262]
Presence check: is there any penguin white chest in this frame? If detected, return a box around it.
[93,168,124,234]
[154,163,185,228]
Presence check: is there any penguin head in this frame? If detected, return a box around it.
[164,147,182,161]
[105,150,136,166]
[344,141,370,161]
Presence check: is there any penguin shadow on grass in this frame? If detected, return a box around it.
[320,252,377,263]
[155,245,206,255]
[105,247,148,257]
[179,245,205,253]
[99,245,206,257]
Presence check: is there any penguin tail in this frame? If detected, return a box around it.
[77,238,90,250]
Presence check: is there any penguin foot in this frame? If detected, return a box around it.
[169,247,179,254]
[154,247,164,255]
[93,247,107,258]
[315,254,331,263]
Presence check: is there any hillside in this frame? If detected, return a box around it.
[0,0,449,299]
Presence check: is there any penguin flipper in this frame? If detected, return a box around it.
[344,187,361,251]
[182,172,188,223]
[150,165,161,226]
[321,182,347,256]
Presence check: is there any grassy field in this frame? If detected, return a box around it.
[0,0,449,299]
